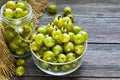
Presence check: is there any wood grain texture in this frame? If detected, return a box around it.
[11,77,120,80]
[55,0,120,4]
[0,0,119,80]
[0,0,6,7]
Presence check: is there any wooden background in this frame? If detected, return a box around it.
[0,0,120,80]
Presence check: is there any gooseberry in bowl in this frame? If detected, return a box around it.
[31,40,87,76]
[30,8,88,76]
[30,7,88,76]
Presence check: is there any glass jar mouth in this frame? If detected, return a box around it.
[0,1,33,22]
[30,41,88,65]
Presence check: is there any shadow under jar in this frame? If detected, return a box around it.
[0,1,34,58]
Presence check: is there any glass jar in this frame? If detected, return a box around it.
[0,1,34,58]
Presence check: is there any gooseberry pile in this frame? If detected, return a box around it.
[31,6,88,72]
[3,1,28,19]
[31,15,88,63]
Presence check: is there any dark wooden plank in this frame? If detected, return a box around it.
[1,0,120,5]
[0,0,6,7]
[11,44,120,78]
[39,17,120,43]
[44,11,120,18]
[11,77,120,80]
[55,0,120,4]
[43,0,120,18]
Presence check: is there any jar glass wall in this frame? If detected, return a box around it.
[0,1,34,58]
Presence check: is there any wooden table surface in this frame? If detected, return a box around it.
[1,0,120,80]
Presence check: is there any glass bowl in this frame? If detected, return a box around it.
[30,41,87,76]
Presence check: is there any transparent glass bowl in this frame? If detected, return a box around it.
[31,41,87,76]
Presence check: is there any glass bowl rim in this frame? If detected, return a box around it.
[30,41,88,65]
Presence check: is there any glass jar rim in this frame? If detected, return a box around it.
[31,41,88,65]
[0,1,33,21]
